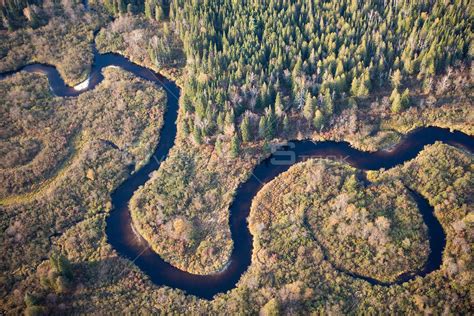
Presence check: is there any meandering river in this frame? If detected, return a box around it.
[1,51,473,299]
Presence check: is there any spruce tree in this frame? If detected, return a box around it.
[324,91,334,115]
[193,126,202,144]
[230,133,240,157]
[313,109,325,130]
[274,92,284,117]
[240,115,252,142]
[258,116,267,139]
[303,92,314,121]
[264,107,276,140]
[391,69,402,89]
[400,88,410,109]
[390,89,402,113]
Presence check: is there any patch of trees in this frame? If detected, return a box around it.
[169,0,470,145]
[95,14,185,76]
[0,0,103,85]
[306,168,429,282]
[11,252,75,314]
[99,0,143,16]
[88,0,170,19]
[39,253,74,293]
[0,0,44,30]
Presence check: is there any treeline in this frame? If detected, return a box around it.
[169,0,471,144]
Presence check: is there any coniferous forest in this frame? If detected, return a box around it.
[0,0,472,314]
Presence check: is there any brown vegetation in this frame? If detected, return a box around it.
[130,140,256,274]
[304,166,429,283]
[95,14,186,85]
[0,1,472,313]
[0,1,105,85]
[0,67,168,313]
[0,67,165,202]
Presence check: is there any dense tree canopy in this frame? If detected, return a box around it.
[169,0,471,141]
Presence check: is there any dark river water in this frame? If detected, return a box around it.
[1,52,473,299]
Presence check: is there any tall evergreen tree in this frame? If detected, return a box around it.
[391,69,402,89]
[230,133,240,157]
[240,115,252,142]
[303,92,314,122]
[258,116,267,140]
[274,92,284,117]
[313,109,325,130]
